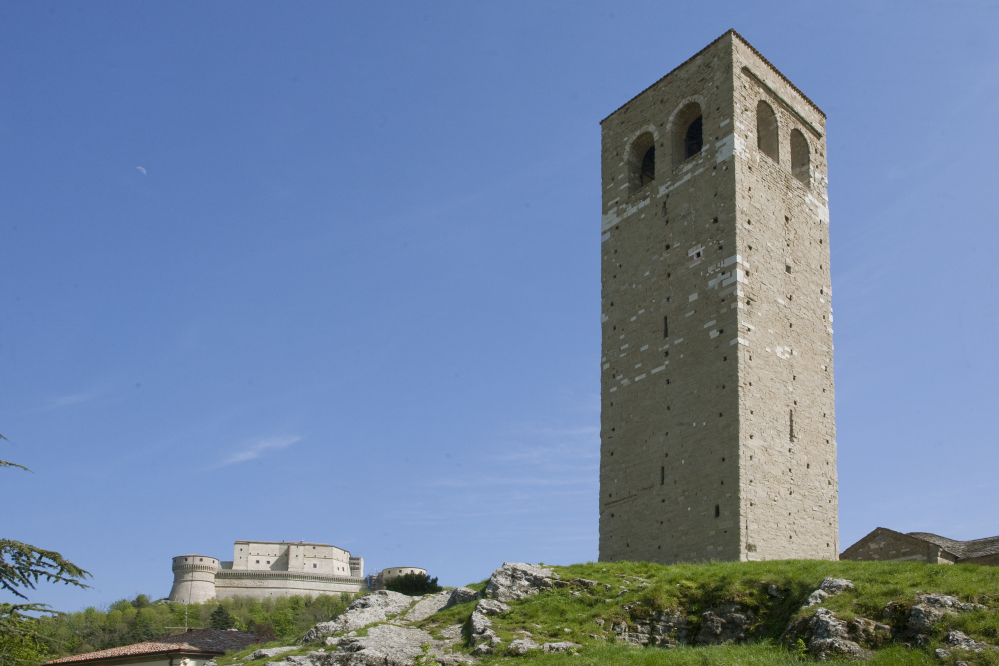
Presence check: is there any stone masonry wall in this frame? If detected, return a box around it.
[731,36,837,561]
[598,30,837,564]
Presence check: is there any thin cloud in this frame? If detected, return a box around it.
[219,435,301,467]
[41,388,104,411]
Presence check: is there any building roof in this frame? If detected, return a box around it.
[47,629,262,664]
[600,29,825,124]
[907,532,999,560]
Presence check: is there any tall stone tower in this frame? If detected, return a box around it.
[599,30,837,564]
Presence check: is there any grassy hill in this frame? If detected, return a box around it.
[205,560,999,665]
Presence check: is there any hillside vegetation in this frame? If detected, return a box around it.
[398,560,999,665]
[36,592,359,657]
[37,560,999,665]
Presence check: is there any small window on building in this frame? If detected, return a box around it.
[660,466,665,485]
[256,560,260,564]
[628,132,656,192]
[757,100,779,162]
[663,316,669,338]
[715,504,720,518]
[313,563,317,568]
[791,129,810,186]
[672,102,703,166]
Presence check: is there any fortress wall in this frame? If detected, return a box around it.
[233,541,350,574]
[214,571,366,601]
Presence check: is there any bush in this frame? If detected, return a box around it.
[385,573,442,596]
[208,605,235,630]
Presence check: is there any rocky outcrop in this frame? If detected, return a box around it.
[935,630,996,659]
[542,641,579,653]
[883,593,989,636]
[474,599,509,616]
[805,608,873,660]
[302,591,413,643]
[248,647,298,660]
[403,591,453,622]
[507,638,540,655]
[445,588,480,608]
[318,624,471,666]
[611,610,692,648]
[697,604,755,645]
[484,562,553,601]
[804,578,855,608]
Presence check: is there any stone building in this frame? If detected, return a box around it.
[168,540,366,603]
[841,528,999,566]
[599,30,837,564]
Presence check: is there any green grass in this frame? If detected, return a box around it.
[487,643,939,666]
[412,560,999,665]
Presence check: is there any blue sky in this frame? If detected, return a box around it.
[2,0,998,612]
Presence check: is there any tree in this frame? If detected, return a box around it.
[2,435,90,665]
[384,572,442,596]
[208,605,235,630]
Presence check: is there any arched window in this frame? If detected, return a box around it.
[672,102,703,167]
[627,132,655,192]
[757,101,779,163]
[791,129,810,186]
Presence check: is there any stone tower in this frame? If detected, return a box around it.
[599,30,837,564]
[169,554,220,604]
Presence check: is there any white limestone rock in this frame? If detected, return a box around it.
[403,590,452,622]
[820,578,855,593]
[444,587,480,608]
[303,591,413,643]
[474,599,510,616]
[542,642,579,654]
[484,562,554,602]
[469,611,492,635]
[507,638,541,655]
[250,648,298,660]
[317,624,472,666]
[805,608,872,660]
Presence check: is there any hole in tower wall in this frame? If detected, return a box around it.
[715,505,720,518]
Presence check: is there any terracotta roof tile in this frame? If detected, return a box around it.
[47,629,263,664]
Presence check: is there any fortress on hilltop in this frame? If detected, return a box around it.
[168,540,367,602]
[599,30,837,563]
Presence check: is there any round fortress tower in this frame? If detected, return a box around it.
[168,555,219,603]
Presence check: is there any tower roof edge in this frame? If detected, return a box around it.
[599,29,825,125]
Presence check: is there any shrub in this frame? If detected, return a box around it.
[385,573,442,596]
[209,605,236,630]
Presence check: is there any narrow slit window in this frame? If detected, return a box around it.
[715,504,720,518]
[663,316,669,338]
[660,466,665,485]
[789,409,795,442]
